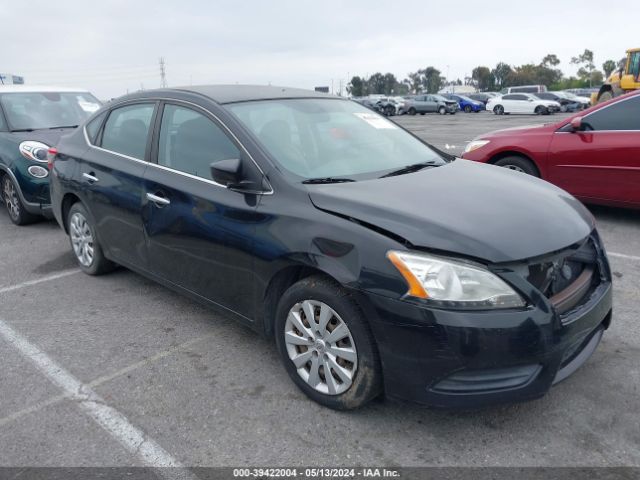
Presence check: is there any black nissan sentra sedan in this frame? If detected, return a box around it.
[49,85,612,410]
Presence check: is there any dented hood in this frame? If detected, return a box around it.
[308,160,593,263]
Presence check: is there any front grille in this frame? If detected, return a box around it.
[525,236,602,315]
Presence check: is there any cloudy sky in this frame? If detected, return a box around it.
[1,0,635,99]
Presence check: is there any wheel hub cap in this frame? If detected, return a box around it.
[284,300,358,395]
[69,212,94,267]
[3,179,20,220]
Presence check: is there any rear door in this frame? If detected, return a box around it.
[82,101,156,268]
[501,94,518,113]
[142,101,264,319]
[548,95,640,205]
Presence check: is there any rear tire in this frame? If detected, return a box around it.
[494,156,539,177]
[275,275,382,410]
[67,202,115,275]
[1,174,38,226]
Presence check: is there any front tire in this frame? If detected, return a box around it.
[1,174,38,226]
[493,105,504,115]
[464,105,472,113]
[597,91,613,104]
[438,106,446,115]
[494,156,539,177]
[275,275,382,410]
[408,107,416,115]
[67,202,115,275]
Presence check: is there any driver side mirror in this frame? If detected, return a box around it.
[570,116,584,132]
[210,158,242,187]
[210,157,268,192]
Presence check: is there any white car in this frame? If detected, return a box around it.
[487,93,560,115]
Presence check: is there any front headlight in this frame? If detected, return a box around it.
[464,139,490,153]
[387,251,525,309]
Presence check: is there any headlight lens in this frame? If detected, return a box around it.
[19,141,49,163]
[387,251,525,309]
[464,140,490,153]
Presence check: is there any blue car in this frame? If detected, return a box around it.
[443,94,484,113]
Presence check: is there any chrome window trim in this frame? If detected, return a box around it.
[83,97,274,195]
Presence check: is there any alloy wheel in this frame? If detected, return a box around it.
[284,300,358,395]
[70,212,95,267]
[2,177,20,221]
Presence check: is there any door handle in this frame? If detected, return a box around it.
[82,172,99,183]
[146,192,170,207]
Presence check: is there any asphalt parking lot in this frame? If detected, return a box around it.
[1,111,639,470]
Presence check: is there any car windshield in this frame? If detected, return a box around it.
[0,92,101,131]
[227,98,445,180]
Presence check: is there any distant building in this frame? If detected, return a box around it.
[0,74,25,85]
[314,86,329,93]
[438,85,475,94]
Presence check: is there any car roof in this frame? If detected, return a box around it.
[0,85,90,93]
[171,84,334,104]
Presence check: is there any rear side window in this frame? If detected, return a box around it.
[101,104,155,160]
[0,106,6,131]
[582,96,640,131]
[503,94,516,100]
[85,111,108,144]
[157,104,240,179]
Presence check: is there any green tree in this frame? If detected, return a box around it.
[571,49,596,86]
[367,73,386,94]
[471,66,495,91]
[421,66,443,93]
[404,72,422,94]
[347,76,366,97]
[541,54,561,68]
[602,60,617,77]
[492,62,513,90]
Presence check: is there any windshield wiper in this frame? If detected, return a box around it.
[49,125,78,129]
[302,177,356,184]
[379,161,437,178]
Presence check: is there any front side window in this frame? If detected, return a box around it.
[629,52,640,79]
[503,94,516,100]
[582,96,640,131]
[0,92,101,131]
[158,104,240,179]
[101,104,155,160]
[227,98,445,180]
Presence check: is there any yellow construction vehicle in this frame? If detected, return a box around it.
[592,48,640,104]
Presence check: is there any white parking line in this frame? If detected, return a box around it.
[609,252,640,262]
[0,317,197,479]
[0,269,80,294]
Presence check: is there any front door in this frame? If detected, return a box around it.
[548,95,640,204]
[142,102,263,319]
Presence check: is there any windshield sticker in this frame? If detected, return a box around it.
[78,101,100,113]
[353,112,397,129]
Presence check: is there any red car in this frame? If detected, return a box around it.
[461,91,640,209]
